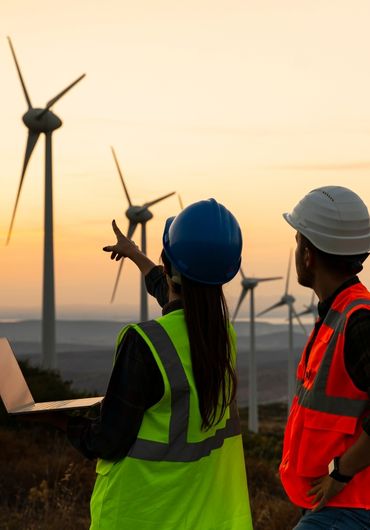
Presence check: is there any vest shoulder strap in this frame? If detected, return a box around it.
[128,320,241,462]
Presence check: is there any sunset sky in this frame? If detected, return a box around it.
[1,0,370,321]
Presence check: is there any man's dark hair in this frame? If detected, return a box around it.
[301,234,369,275]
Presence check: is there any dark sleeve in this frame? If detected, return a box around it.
[145,265,169,308]
[67,327,164,460]
[344,309,370,436]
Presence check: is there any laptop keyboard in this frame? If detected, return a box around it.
[34,400,72,410]
[11,397,103,414]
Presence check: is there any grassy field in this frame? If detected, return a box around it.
[241,405,301,529]
[0,363,300,530]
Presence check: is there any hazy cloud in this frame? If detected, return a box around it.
[272,162,370,171]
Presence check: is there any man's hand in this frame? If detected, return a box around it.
[307,475,346,512]
[103,220,140,261]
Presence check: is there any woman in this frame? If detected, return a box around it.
[70,198,253,529]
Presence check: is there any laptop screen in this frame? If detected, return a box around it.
[0,338,34,412]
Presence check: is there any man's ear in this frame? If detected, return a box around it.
[304,246,314,268]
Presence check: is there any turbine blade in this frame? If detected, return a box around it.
[292,305,307,335]
[240,267,246,280]
[257,299,285,317]
[45,74,86,110]
[232,288,249,323]
[7,37,32,108]
[6,131,40,244]
[110,223,137,303]
[285,249,293,295]
[178,194,184,210]
[254,276,282,283]
[111,147,132,206]
[36,74,86,118]
[296,307,312,317]
[139,191,176,211]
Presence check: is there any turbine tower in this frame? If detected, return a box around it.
[6,37,85,370]
[296,291,318,327]
[110,147,175,321]
[232,267,282,433]
[257,251,306,408]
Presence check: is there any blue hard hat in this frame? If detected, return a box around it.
[162,198,242,285]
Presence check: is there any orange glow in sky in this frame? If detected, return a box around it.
[1,0,370,320]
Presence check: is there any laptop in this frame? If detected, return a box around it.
[0,337,104,415]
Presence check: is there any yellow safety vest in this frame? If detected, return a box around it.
[90,309,253,530]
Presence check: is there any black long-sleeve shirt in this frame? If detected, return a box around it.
[67,266,175,460]
[67,270,370,460]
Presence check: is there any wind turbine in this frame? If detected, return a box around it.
[6,37,85,370]
[110,147,175,321]
[296,291,318,327]
[232,267,282,433]
[257,251,306,408]
[178,194,184,211]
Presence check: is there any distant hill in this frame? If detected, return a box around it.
[1,319,310,406]
[0,320,125,348]
[1,319,311,348]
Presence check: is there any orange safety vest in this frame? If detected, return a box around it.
[280,282,370,509]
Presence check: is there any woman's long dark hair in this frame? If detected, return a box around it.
[161,251,237,430]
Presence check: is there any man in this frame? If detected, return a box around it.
[280,186,370,529]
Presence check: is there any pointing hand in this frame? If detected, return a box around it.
[103,220,140,261]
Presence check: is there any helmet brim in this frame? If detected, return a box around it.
[162,216,175,245]
[282,212,370,256]
[282,212,297,231]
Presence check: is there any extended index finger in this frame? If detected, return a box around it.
[112,219,123,236]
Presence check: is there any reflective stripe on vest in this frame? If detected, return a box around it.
[296,298,370,417]
[128,320,240,462]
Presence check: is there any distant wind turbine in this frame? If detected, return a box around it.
[257,251,306,408]
[296,291,318,327]
[232,267,282,433]
[6,37,85,369]
[178,194,184,211]
[110,147,175,321]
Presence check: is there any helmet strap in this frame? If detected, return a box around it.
[171,267,182,286]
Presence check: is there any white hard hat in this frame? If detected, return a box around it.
[283,186,370,255]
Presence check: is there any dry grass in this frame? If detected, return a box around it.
[0,427,95,530]
[0,364,300,530]
[0,406,300,530]
[241,404,301,530]
[247,459,300,529]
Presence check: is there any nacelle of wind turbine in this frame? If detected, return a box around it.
[126,205,153,223]
[242,278,258,289]
[110,146,175,316]
[23,109,62,133]
[282,294,295,305]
